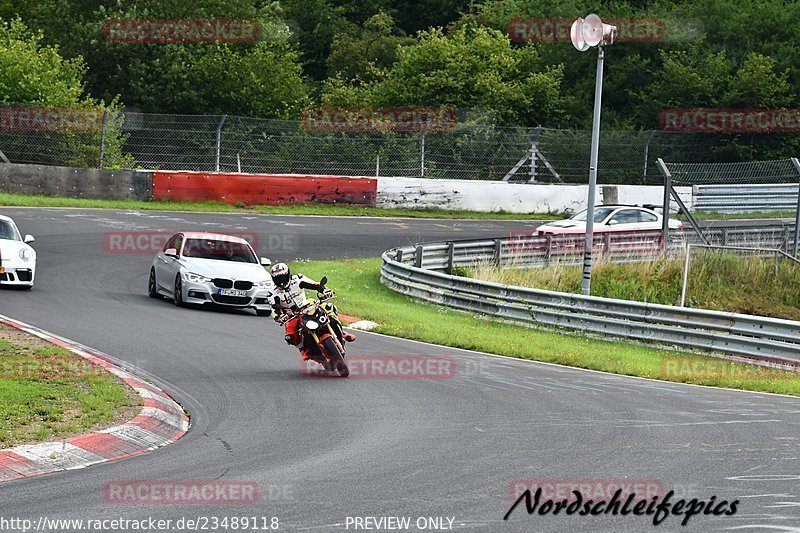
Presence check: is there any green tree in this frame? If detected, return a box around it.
[364,25,568,126]
[0,18,131,168]
[0,18,86,105]
[1,0,309,117]
[326,12,414,83]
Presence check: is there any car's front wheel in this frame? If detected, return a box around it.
[148,268,160,299]
[173,275,185,307]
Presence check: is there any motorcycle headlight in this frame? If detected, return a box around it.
[305,319,319,330]
[183,271,211,283]
[19,248,34,262]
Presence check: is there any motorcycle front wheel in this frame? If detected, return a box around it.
[321,337,349,378]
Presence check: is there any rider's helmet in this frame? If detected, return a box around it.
[270,262,291,288]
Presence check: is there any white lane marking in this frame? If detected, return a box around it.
[725,526,800,532]
[765,502,800,508]
[616,419,782,429]
[727,475,800,481]
[739,494,795,498]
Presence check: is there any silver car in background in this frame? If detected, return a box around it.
[148,232,274,316]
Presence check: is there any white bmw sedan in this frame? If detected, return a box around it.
[148,232,274,316]
[0,215,36,289]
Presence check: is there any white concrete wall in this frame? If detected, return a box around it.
[376,177,692,214]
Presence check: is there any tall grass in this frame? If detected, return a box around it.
[469,251,800,321]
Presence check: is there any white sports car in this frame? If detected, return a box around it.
[536,205,683,234]
[0,215,36,289]
[148,232,274,316]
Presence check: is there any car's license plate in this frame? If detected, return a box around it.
[218,289,248,297]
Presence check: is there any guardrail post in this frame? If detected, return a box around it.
[545,235,553,267]
[414,245,423,268]
[446,242,455,274]
[721,228,728,246]
[215,114,227,172]
[782,227,789,253]
[394,249,403,263]
[493,239,502,266]
[98,108,108,169]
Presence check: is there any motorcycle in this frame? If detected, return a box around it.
[276,277,350,378]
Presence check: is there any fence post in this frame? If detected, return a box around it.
[414,245,423,268]
[420,130,426,177]
[791,157,800,258]
[680,244,692,307]
[215,114,227,172]
[493,239,502,266]
[395,249,403,263]
[446,241,455,274]
[376,153,380,178]
[721,228,728,246]
[98,109,108,169]
[658,157,671,254]
[603,232,612,255]
[642,130,655,182]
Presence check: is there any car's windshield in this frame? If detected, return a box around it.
[0,220,21,241]
[571,207,616,223]
[181,238,257,263]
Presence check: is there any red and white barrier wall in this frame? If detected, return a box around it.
[149,171,691,213]
[376,177,692,213]
[152,171,377,206]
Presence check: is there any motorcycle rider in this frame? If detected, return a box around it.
[269,263,356,363]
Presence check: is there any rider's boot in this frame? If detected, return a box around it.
[300,347,315,362]
[343,332,356,342]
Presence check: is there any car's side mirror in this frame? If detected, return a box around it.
[608,219,619,225]
[23,234,35,243]
[164,248,178,257]
[260,257,272,267]
[320,276,328,286]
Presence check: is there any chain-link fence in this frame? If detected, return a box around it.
[1,104,797,183]
[667,159,800,185]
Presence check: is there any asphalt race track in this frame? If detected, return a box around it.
[1,207,799,532]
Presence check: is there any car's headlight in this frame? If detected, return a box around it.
[255,280,272,289]
[305,320,319,330]
[19,248,34,262]
[183,272,211,283]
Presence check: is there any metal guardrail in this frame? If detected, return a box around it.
[380,231,800,365]
[693,184,800,212]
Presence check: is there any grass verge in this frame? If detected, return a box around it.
[291,257,800,396]
[469,251,800,321]
[0,193,560,221]
[0,323,140,448]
